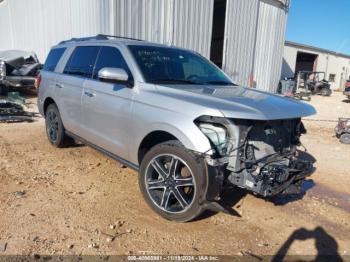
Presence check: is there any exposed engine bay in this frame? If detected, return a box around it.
[196,116,314,199]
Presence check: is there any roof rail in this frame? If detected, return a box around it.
[58,35,107,44]
[59,34,144,44]
[96,34,144,42]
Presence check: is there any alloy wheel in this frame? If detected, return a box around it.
[145,154,196,213]
[47,110,59,143]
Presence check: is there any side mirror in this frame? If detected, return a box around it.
[98,67,133,87]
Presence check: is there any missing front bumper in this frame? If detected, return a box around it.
[227,160,314,197]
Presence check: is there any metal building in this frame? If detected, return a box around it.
[282,41,350,91]
[0,0,289,92]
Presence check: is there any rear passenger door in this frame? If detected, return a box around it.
[82,46,134,160]
[55,46,100,136]
[39,47,66,115]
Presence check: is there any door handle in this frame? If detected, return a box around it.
[84,91,95,98]
[55,83,63,89]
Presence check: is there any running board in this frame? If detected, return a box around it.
[65,131,139,171]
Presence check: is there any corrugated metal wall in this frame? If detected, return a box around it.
[0,0,113,61]
[114,0,173,44]
[222,0,259,87]
[114,0,214,58]
[0,0,287,92]
[172,0,214,58]
[223,0,288,92]
[253,0,288,92]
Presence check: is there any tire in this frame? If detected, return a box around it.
[340,133,350,144]
[45,103,72,147]
[320,88,332,96]
[139,140,208,222]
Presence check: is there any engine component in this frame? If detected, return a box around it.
[226,118,313,196]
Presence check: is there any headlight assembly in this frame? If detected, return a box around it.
[199,123,228,156]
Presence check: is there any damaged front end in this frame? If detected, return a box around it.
[195,116,314,200]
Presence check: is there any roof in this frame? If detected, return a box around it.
[58,35,144,45]
[285,41,350,59]
[54,34,190,51]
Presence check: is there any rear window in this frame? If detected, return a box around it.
[43,48,66,72]
[63,46,100,78]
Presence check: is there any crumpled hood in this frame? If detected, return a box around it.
[156,84,316,120]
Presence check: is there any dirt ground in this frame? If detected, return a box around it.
[0,91,349,258]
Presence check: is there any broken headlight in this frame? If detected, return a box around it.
[0,61,6,80]
[199,123,228,156]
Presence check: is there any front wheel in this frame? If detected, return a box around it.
[45,103,72,147]
[139,140,208,222]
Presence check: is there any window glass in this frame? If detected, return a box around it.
[93,46,132,80]
[128,45,234,86]
[43,48,66,72]
[329,74,336,83]
[182,58,207,79]
[64,46,100,78]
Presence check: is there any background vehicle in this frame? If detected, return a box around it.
[335,118,350,144]
[38,35,316,222]
[278,71,332,100]
[0,50,41,95]
[344,80,350,99]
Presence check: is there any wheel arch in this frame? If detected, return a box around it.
[135,122,212,165]
[137,130,180,164]
[43,97,56,116]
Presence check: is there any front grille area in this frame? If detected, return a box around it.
[246,119,298,161]
[226,118,310,197]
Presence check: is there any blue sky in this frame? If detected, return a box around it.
[286,0,350,55]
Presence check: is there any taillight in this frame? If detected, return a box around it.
[345,82,350,87]
[35,74,42,89]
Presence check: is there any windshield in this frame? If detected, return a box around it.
[128,45,234,86]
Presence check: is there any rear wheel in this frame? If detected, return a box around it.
[139,140,208,222]
[45,104,72,147]
[340,133,350,144]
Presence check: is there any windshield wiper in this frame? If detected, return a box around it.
[149,79,203,85]
[205,81,236,86]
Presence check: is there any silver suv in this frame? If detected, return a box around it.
[38,35,316,222]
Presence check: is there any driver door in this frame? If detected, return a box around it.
[82,46,134,160]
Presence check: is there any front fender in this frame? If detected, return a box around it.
[151,122,212,152]
[129,121,213,165]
